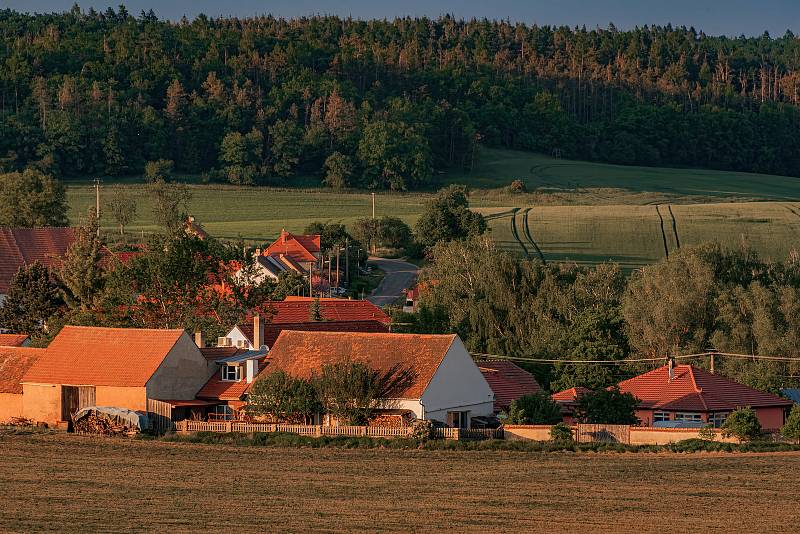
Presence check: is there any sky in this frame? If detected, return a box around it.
[4,0,799,37]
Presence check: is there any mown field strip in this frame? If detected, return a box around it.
[1,434,799,533]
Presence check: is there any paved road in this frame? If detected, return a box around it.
[367,257,419,307]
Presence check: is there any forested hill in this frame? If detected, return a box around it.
[2,7,800,189]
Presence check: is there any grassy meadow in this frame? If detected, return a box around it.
[1,433,799,532]
[67,148,800,261]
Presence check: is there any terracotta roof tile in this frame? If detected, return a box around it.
[0,334,30,347]
[551,387,592,403]
[617,364,793,412]
[22,326,185,387]
[0,347,45,394]
[199,347,245,361]
[263,331,457,399]
[0,228,75,293]
[264,230,320,264]
[196,371,255,401]
[477,360,542,411]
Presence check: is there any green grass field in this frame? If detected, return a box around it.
[67,148,800,260]
[484,202,800,269]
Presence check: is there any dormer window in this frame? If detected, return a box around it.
[221,365,242,382]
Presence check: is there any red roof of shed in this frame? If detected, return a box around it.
[617,364,793,412]
[0,347,45,394]
[477,360,542,411]
[0,334,30,347]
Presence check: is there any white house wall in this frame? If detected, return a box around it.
[225,326,254,349]
[419,338,495,425]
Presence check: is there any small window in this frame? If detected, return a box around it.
[674,412,703,422]
[654,412,671,422]
[709,412,729,428]
[447,411,470,429]
[221,365,241,382]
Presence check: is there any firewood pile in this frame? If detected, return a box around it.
[7,417,36,427]
[73,413,141,436]
[369,412,415,428]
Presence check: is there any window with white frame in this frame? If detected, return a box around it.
[708,412,729,428]
[673,412,703,422]
[653,412,671,423]
[221,365,242,382]
[447,411,470,429]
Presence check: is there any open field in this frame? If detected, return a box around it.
[485,202,800,269]
[0,433,798,532]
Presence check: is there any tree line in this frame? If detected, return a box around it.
[2,8,800,188]
[396,238,800,394]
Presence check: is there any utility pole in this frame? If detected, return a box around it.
[94,177,101,237]
[309,259,313,298]
[327,251,332,297]
[345,237,349,284]
[710,352,715,374]
[371,192,375,219]
[336,246,340,289]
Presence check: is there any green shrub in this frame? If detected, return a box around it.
[781,405,800,444]
[507,393,562,425]
[721,408,762,442]
[410,419,433,442]
[550,423,574,443]
[698,423,716,441]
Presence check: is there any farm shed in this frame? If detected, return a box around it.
[617,363,794,431]
[20,326,214,427]
[263,331,495,428]
[0,346,45,422]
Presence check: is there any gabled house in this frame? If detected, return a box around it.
[617,363,794,430]
[477,360,542,413]
[0,346,45,422]
[21,326,214,427]
[219,298,391,350]
[195,347,267,419]
[0,334,31,347]
[0,227,75,303]
[262,331,495,428]
[260,230,321,276]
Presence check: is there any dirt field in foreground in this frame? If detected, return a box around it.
[0,434,798,533]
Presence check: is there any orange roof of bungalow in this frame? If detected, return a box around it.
[263,230,320,264]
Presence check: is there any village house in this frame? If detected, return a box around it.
[616,362,794,430]
[477,359,542,413]
[0,346,45,422]
[245,230,321,284]
[263,330,495,428]
[551,387,591,425]
[0,227,75,304]
[0,334,31,347]
[20,326,214,428]
[218,297,391,350]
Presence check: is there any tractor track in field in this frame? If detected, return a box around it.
[667,205,681,249]
[784,203,800,221]
[655,205,670,259]
[509,208,531,258]
[521,208,546,263]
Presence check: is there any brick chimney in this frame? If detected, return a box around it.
[253,314,262,349]
[194,331,204,348]
[667,356,675,382]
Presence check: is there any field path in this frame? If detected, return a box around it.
[667,205,681,249]
[366,257,419,307]
[655,205,671,258]
[509,208,531,258]
[522,208,546,263]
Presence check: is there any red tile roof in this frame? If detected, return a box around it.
[196,371,256,401]
[263,331,457,399]
[0,334,30,347]
[264,230,320,264]
[477,360,542,411]
[22,326,185,387]
[617,364,794,412]
[551,387,592,403]
[238,299,392,347]
[0,347,45,394]
[199,347,246,361]
[0,228,75,293]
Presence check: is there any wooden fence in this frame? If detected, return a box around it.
[147,399,174,434]
[575,424,631,444]
[175,420,503,441]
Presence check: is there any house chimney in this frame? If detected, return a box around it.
[246,359,259,383]
[667,356,675,382]
[194,331,204,348]
[253,314,262,349]
[254,247,262,257]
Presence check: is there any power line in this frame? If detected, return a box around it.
[470,351,800,366]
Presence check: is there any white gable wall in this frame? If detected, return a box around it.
[147,333,215,400]
[419,337,494,425]
[223,326,255,350]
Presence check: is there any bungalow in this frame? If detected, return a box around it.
[262,330,495,428]
[219,298,391,350]
[477,360,542,413]
[617,362,794,431]
[0,346,45,422]
[0,334,31,347]
[21,326,214,427]
[0,227,75,304]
